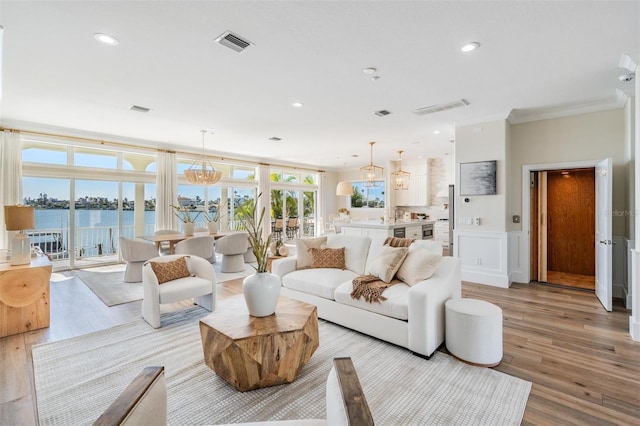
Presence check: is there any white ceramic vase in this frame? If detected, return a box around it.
[208,221,219,235]
[183,222,195,236]
[242,272,281,317]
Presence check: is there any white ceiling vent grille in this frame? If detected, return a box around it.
[374,109,392,117]
[412,99,470,116]
[215,31,252,53]
[129,105,150,113]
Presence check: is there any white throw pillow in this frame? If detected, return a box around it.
[396,247,442,286]
[411,239,443,255]
[295,237,328,269]
[365,245,409,283]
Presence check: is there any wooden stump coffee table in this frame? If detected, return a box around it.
[199,294,319,392]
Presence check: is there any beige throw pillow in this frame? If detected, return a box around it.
[396,248,442,286]
[296,236,328,269]
[310,247,346,269]
[149,256,191,284]
[365,245,409,283]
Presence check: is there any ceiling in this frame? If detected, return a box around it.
[0,1,638,171]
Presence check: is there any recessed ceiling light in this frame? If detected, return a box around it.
[292,102,303,108]
[269,137,282,141]
[363,67,377,75]
[433,130,440,135]
[94,33,119,46]
[461,42,480,53]
[371,75,380,81]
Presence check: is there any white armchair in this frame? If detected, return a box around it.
[142,255,216,328]
[119,237,161,283]
[175,235,216,263]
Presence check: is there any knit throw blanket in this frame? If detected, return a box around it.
[351,275,400,303]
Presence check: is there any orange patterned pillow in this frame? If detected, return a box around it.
[149,256,191,284]
[310,247,346,269]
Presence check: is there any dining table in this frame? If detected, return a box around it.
[141,231,230,255]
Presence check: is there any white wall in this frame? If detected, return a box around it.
[453,119,510,287]
[509,109,627,237]
[455,120,509,233]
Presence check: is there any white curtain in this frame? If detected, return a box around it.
[257,164,271,242]
[318,171,326,235]
[155,151,177,231]
[0,131,24,249]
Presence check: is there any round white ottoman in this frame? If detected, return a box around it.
[445,298,503,367]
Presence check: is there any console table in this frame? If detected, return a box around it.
[0,255,52,337]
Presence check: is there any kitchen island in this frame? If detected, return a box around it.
[339,220,435,240]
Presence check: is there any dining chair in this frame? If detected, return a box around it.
[286,217,299,239]
[153,229,177,255]
[119,237,161,282]
[174,235,216,263]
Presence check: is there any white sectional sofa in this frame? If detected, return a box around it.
[271,235,461,358]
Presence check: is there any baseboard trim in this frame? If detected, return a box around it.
[462,270,509,288]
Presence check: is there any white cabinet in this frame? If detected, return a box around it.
[341,227,363,236]
[435,221,449,248]
[363,228,392,240]
[405,225,422,239]
[396,163,427,206]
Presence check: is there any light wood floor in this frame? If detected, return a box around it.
[0,275,638,425]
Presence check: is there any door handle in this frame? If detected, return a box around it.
[598,240,612,245]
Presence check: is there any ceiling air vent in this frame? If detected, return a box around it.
[215,31,252,53]
[129,105,150,113]
[412,99,470,116]
[269,137,282,141]
[374,109,392,117]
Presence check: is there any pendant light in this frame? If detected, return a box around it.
[360,141,384,188]
[391,150,410,190]
[185,130,222,185]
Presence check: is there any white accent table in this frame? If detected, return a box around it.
[445,298,503,367]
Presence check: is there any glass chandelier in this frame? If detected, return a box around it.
[185,130,222,185]
[391,150,410,190]
[360,141,384,188]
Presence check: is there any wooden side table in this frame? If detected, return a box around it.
[199,295,319,391]
[266,255,286,272]
[0,255,52,337]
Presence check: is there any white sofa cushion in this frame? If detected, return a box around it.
[326,234,371,275]
[365,245,409,283]
[396,247,442,286]
[411,239,443,255]
[283,268,358,300]
[157,276,213,304]
[334,280,410,320]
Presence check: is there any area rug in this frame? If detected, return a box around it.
[32,307,531,425]
[73,269,141,307]
[74,257,255,306]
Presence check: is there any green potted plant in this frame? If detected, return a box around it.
[171,204,202,236]
[237,193,280,317]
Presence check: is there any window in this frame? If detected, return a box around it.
[22,141,68,165]
[348,181,385,208]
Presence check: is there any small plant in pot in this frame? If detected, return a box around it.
[203,199,227,235]
[171,203,202,236]
[237,194,281,317]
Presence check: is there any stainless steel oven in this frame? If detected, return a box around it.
[422,223,433,239]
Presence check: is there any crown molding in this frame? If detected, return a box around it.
[619,52,639,72]
[507,93,626,125]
